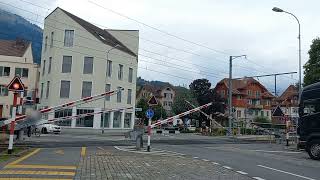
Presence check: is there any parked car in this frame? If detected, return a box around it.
[37,123,61,134]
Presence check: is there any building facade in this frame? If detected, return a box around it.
[273,85,299,124]
[39,8,138,129]
[0,39,39,118]
[136,84,175,115]
[215,78,274,126]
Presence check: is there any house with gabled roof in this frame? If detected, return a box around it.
[214,77,274,126]
[0,39,39,118]
[39,7,139,130]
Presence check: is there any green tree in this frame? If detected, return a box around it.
[304,38,320,86]
[136,98,149,120]
[135,98,167,125]
[172,87,200,119]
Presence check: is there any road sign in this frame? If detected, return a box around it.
[145,109,154,119]
[135,108,143,112]
[148,96,158,106]
[272,105,284,117]
[7,76,25,92]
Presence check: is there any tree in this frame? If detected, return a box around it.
[189,79,225,125]
[135,98,167,125]
[172,87,200,120]
[304,38,320,86]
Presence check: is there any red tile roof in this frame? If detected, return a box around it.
[0,39,30,57]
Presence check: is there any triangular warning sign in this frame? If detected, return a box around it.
[148,96,158,106]
[272,105,284,117]
[7,76,25,92]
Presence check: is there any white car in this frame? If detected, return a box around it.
[37,123,61,134]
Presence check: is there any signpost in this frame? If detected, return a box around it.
[146,96,158,152]
[6,76,25,154]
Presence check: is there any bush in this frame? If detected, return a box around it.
[180,129,196,133]
[211,128,227,136]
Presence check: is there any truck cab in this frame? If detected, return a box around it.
[298,82,320,160]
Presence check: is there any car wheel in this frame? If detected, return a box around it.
[306,140,320,160]
[42,128,48,134]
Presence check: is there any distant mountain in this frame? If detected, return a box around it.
[0,9,42,64]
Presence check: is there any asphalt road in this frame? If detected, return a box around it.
[11,132,320,180]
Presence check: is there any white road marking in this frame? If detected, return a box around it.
[223,166,232,169]
[253,150,301,154]
[114,146,185,157]
[145,163,151,167]
[212,162,220,165]
[193,157,199,159]
[252,177,265,180]
[202,159,210,161]
[236,171,248,175]
[257,165,316,180]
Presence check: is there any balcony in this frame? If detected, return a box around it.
[248,104,263,109]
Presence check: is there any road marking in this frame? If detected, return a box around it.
[223,166,232,169]
[97,146,105,151]
[0,170,75,176]
[257,165,316,180]
[236,171,248,175]
[81,147,86,157]
[202,159,209,161]
[252,177,265,180]
[7,148,41,166]
[212,162,220,165]
[252,150,301,154]
[0,178,72,180]
[5,164,77,170]
[54,149,64,155]
[114,146,185,157]
[193,157,199,159]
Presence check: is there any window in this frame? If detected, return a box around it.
[101,112,110,128]
[237,95,242,100]
[83,57,93,74]
[60,81,70,98]
[220,90,225,97]
[266,100,270,106]
[40,83,44,99]
[82,81,92,98]
[62,56,72,73]
[170,94,173,99]
[64,30,74,47]
[127,89,132,104]
[124,113,132,128]
[42,60,46,76]
[50,32,54,48]
[237,110,241,118]
[255,100,260,105]
[248,99,252,105]
[118,64,123,80]
[256,91,261,98]
[76,109,94,127]
[247,90,252,96]
[45,36,48,51]
[164,93,168,98]
[48,57,52,74]
[164,101,168,106]
[267,111,269,117]
[128,68,133,83]
[105,84,111,101]
[15,68,29,78]
[54,109,72,126]
[0,66,10,77]
[168,102,173,107]
[46,81,50,99]
[113,111,121,128]
[255,110,259,116]
[106,60,112,77]
[261,111,264,116]
[0,85,8,96]
[117,86,122,103]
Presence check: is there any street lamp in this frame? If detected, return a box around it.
[102,44,120,134]
[272,7,301,94]
[228,55,246,136]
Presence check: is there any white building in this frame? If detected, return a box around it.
[0,39,39,118]
[39,8,138,129]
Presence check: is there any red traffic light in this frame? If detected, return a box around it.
[7,76,25,92]
[13,83,20,90]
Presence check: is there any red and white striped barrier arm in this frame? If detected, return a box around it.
[45,107,133,124]
[12,88,124,122]
[151,102,212,128]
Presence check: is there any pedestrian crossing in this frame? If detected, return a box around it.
[114,146,186,157]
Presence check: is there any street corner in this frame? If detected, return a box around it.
[74,145,252,180]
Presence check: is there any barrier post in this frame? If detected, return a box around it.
[8,92,18,154]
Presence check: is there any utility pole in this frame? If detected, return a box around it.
[228,55,246,136]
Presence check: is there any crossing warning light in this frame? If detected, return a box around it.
[148,96,158,106]
[7,76,25,92]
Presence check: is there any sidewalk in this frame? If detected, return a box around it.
[75,146,251,180]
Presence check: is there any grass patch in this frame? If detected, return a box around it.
[0,147,27,162]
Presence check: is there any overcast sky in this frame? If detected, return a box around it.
[3,0,318,93]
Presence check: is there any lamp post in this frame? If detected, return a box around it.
[228,55,246,136]
[102,44,120,134]
[272,7,301,94]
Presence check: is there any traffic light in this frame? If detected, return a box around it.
[7,76,25,92]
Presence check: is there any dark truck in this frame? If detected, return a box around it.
[298,82,320,160]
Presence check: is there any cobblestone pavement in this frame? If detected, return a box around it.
[75,146,252,180]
